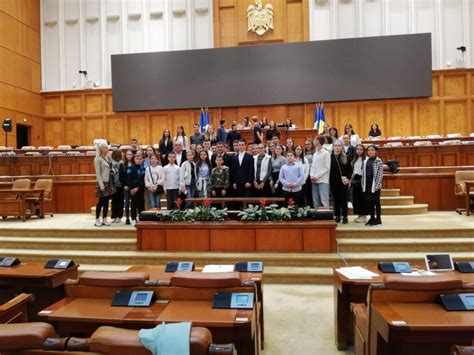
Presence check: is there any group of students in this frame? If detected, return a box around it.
[94,121,384,227]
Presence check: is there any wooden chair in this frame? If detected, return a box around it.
[26,179,53,218]
[0,179,32,221]
[0,293,34,324]
[455,171,474,215]
[351,275,468,355]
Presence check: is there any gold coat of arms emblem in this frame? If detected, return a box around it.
[247,0,274,36]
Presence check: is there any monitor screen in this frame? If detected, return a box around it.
[236,295,249,304]
[426,254,454,270]
[135,293,148,302]
[466,296,474,307]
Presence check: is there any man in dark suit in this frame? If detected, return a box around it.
[232,139,254,198]
[342,134,355,162]
[211,142,233,169]
[172,141,187,167]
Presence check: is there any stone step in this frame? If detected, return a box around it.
[338,237,474,253]
[337,227,474,239]
[380,189,400,197]
[0,237,136,251]
[380,196,414,206]
[0,227,135,238]
[350,204,429,215]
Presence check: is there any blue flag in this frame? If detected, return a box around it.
[205,108,210,131]
[315,103,325,133]
[200,108,205,133]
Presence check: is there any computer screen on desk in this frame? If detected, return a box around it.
[425,254,454,271]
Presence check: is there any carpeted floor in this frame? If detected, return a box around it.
[261,284,353,355]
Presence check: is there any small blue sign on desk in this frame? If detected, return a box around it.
[111,290,155,307]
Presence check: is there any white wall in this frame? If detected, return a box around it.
[309,0,472,69]
[40,0,213,91]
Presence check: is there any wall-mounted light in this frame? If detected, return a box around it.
[106,15,120,22]
[44,20,57,28]
[150,11,163,20]
[65,19,78,26]
[172,9,186,17]
[128,13,141,21]
[195,7,209,15]
[85,17,99,24]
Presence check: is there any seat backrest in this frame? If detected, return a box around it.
[78,271,149,287]
[12,179,31,190]
[57,145,72,150]
[21,146,36,150]
[455,171,474,195]
[170,272,242,288]
[34,179,53,200]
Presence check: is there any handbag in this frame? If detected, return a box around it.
[148,167,164,195]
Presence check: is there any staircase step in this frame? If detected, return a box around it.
[338,238,474,253]
[337,227,474,239]
[0,228,135,238]
[380,196,414,206]
[380,189,400,197]
[350,204,428,215]
[0,237,136,251]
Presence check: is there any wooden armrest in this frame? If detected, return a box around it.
[0,293,34,313]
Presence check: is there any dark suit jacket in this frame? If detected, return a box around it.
[173,150,187,167]
[345,145,355,163]
[231,152,254,185]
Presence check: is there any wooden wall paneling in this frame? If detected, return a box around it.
[64,95,82,115]
[150,113,171,144]
[127,115,148,145]
[443,73,467,96]
[106,115,126,146]
[286,0,304,42]
[260,105,288,125]
[255,228,302,252]
[42,95,62,116]
[64,117,83,146]
[337,104,359,135]
[417,100,441,136]
[84,93,103,114]
[43,118,62,147]
[210,229,256,252]
[220,107,238,125]
[444,99,468,134]
[165,229,210,251]
[389,101,413,137]
[216,3,236,47]
[83,116,104,146]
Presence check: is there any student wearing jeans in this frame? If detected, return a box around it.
[310,135,331,210]
[179,151,196,209]
[278,151,305,206]
[144,154,164,209]
[163,152,181,210]
[120,150,134,225]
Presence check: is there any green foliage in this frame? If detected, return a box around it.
[237,204,312,222]
[156,205,227,222]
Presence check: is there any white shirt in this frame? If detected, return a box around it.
[310,147,331,184]
[238,152,245,165]
[145,165,164,188]
[163,164,181,190]
[175,151,183,166]
[350,134,361,147]
[353,157,363,176]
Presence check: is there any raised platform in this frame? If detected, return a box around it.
[137,220,337,253]
[0,212,472,284]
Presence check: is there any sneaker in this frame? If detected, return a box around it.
[125,219,130,225]
[94,219,102,227]
[102,218,111,226]
[131,220,137,226]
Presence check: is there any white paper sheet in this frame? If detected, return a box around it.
[202,265,235,273]
[336,266,380,279]
[400,270,437,276]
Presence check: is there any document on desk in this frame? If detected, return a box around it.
[400,270,437,276]
[202,265,235,273]
[336,266,380,279]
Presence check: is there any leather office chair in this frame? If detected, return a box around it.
[0,322,56,352]
[90,326,236,355]
[26,179,53,217]
[351,275,465,355]
[12,179,31,190]
[451,345,474,355]
[455,171,474,215]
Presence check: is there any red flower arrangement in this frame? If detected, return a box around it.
[203,198,212,208]
[260,197,267,209]
[288,198,295,207]
[175,198,183,209]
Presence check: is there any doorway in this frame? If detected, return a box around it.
[16,124,30,148]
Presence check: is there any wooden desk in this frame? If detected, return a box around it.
[0,262,78,321]
[370,302,474,355]
[0,189,44,221]
[126,265,265,348]
[333,267,474,351]
[39,297,257,355]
